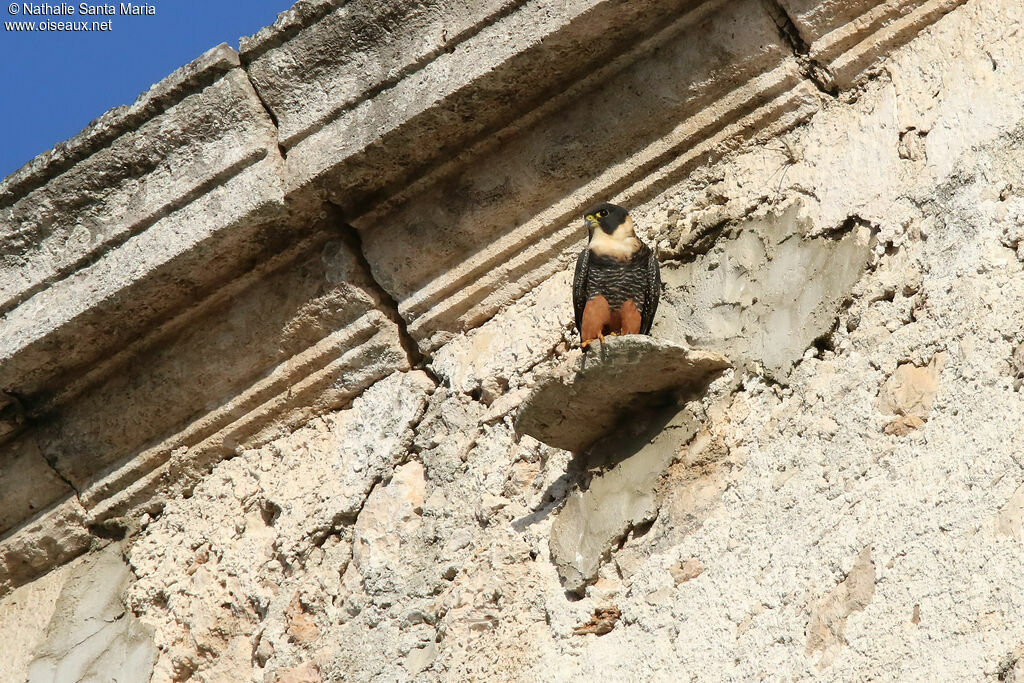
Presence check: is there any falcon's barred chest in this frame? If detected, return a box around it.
[584,246,655,310]
[572,202,660,346]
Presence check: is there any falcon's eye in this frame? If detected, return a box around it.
[597,209,608,218]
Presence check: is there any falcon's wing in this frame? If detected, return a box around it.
[640,246,660,335]
[572,248,590,337]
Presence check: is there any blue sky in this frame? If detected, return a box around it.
[0,1,295,179]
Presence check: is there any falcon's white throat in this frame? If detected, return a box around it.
[588,214,641,260]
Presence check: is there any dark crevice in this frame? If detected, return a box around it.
[811,316,840,355]
[87,519,128,541]
[39,445,82,500]
[668,222,732,266]
[821,214,878,241]
[349,476,383,528]
[401,403,433,464]
[122,545,142,583]
[312,460,400,546]
[631,517,655,539]
[260,498,282,527]
[996,650,1021,681]
[238,54,289,162]
[762,0,839,97]
[0,390,28,447]
[831,215,862,239]
[333,217,439,384]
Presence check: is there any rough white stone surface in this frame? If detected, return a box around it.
[4,0,1024,681]
[123,371,434,681]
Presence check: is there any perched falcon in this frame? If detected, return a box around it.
[573,202,660,347]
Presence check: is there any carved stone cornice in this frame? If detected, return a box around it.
[0,0,966,596]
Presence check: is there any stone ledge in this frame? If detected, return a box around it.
[277,0,708,213]
[824,0,969,89]
[240,0,525,149]
[514,336,729,453]
[0,157,289,404]
[82,313,410,527]
[0,46,269,317]
[0,43,293,424]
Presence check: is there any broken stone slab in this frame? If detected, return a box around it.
[247,0,702,210]
[25,543,157,682]
[513,336,730,453]
[654,200,873,382]
[549,405,701,594]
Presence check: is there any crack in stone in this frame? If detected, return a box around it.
[38,443,83,501]
[237,52,289,163]
[333,216,439,383]
[34,436,133,547]
[310,383,435,551]
[253,0,535,151]
[762,0,839,97]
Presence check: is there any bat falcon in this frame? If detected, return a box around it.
[573,202,660,347]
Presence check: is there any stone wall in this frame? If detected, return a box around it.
[3,0,1024,680]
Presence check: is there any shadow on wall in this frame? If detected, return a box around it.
[515,335,729,594]
[548,400,705,595]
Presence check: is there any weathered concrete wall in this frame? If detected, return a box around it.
[4,0,1023,679]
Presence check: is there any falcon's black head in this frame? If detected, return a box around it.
[583,202,629,236]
